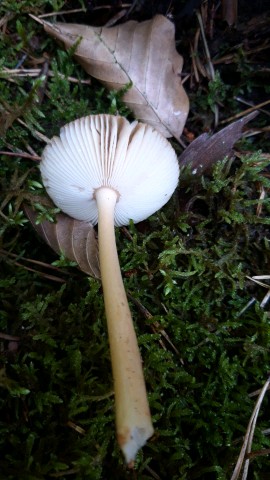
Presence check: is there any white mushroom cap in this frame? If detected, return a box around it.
[40,114,179,227]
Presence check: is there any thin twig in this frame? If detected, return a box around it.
[0,333,20,341]
[0,67,91,85]
[0,248,70,274]
[249,385,270,398]
[256,183,266,216]
[190,41,200,83]
[237,298,256,317]
[230,376,270,480]
[0,151,41,161]
[17,118,50,144]
[49,468,80,477]
[1,249,68,283]
[260,290,270,308]
[246,448,270,460]
[196,10,219,126]
[213,42,270,66]
[145,465,162,480]
[66,420,86,435]
[38,9,86,18]
[11,261,66,283]
[246,275,270,289]
[196,12,216,80]
[193,28,208,79]
[0,12,14,29]
[220,99,270,125]
[128,293,181,357]
[235,97,270,118]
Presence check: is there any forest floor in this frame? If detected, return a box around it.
[0,1,270,479]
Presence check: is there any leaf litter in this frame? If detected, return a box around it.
[1,2,270,478]
[30,14,189,141]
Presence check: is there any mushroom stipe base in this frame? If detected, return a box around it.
[95,187,154,464]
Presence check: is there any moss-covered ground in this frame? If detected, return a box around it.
[0,1,270,479]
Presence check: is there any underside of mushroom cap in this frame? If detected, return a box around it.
[40,114,179,226]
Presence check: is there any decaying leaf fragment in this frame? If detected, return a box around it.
[25,204,100,279]
[179,111,258,175]
[32,14,189,140]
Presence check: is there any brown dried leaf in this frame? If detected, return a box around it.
[25,205,100,279]
[178,111,258,174]
[32,14,189,140]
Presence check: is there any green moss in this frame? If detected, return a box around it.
[1,3,270,479]
[1,152,270,479]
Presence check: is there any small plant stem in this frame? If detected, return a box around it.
[95,187,154,466]
[196,9,219,127]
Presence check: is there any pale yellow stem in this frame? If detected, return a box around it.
[95,187,154,465]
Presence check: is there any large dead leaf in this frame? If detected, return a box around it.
[25,205,100,279]
[32,14,189,140]
[178,111,258,174]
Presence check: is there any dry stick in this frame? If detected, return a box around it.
[249,385,270,398]
[193,28,208,79]
[38,8,86,18]
[230,376,270,480]
[236,297,256,318]
[0,68,91,85]
[246,448,270,460]
[256,184,266,217]
[190,41,200,84]
[17,118,50,144]
[220,99,270,124]
[0,333,20,341]
[0,12,14,29]
[145,465,162,480]
[196,10,219,127]
[128,293,180,356]
[260,289,270,308]
[0,248,69,274]
[66,420,86,435]
[246,275,270,289]
[196,11,216,79]
[0,151,41,161]
[0,249,67,283]
[50,467,80,478]
[235,96,270,118]
[95,187,153,466]
[11,261,66,283]
[248,127,270,134]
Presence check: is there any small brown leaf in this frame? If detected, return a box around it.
[31,14,189,140]
[179,111,258,174]
[25,205,100,279]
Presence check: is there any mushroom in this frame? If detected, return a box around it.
[40,114,179,465]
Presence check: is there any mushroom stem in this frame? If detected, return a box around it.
[95,186,154,466]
